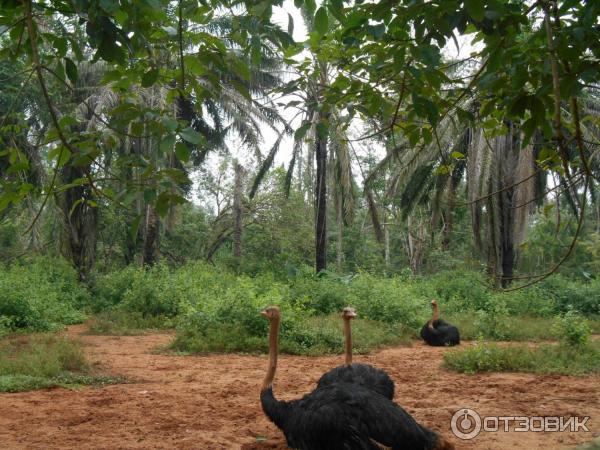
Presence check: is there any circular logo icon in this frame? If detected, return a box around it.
[451,408,482,440]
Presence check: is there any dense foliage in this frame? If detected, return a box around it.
[1,1,600,384]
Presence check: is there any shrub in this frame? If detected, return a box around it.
[0,259,87,331]
[422,270,492,312]
[538,275,600,315]
[444,340,600,376]
[90,265,140,312]
[552,310,591,347]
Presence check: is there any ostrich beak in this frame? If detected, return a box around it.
[260,309,269,317]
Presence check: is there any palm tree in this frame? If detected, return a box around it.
[249,7,356,273]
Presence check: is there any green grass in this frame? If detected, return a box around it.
[0,334,124,392]
[443,341,600,376]
[571,438,600,450]
[170,313,413,355]
[87,311,175,335]
[445,313,600,341]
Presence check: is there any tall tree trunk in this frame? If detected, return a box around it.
[233,161,244,264]
[57,164,98,281]
[384,222,390,268]
[142,204,158,266]
[442,168,462,250]
[407,214,425,274]
[315,121,328,273]
[336,187,343,272]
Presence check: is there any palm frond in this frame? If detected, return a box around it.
[249,132,284,199]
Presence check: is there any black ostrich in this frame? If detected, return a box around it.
[259,306,455,450]
[420,299,460,346]
[316,306,394,399]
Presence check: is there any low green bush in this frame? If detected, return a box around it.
[0,258,87,331]
[90,263,600,350]
[171,311,412,355]
[552,310,591,347]
[444,340,600,376]
[537,275,600,315]
[447,312,560,341]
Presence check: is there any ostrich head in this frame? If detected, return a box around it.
[261,306,281,320]
[431,299,438,307]
[341,306,357,320]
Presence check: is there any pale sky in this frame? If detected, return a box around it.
[193,3,481,206]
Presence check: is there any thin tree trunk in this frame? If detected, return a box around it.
[596,191,600,234]
[315,121,328,273]
[336,188,343,272]
[233,161,244,264]
[143,204,158,266]
[407,214,425,274]
[384,223,390,268]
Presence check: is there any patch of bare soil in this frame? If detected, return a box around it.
[0,325,598,449]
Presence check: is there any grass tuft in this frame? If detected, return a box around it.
[443,341,600,376]
[445,313,600,342]
[0,334,124,392]
[87,311,175,335]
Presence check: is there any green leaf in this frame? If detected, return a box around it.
[141,68,159,87]
[53,37,67,58]
[287,13,294,36]
[68,198,84,218]
[155,193,170,217]
[159,134,175,153]
[175,142,190,163]
[465,0,485,21]
[162,117,178,131]
[328,0,345,23]
[130,215,142,240]
[65,58,78,84]
[314,7,328,35]
[412,94,439,125]
[316,122,328,139]
[144,189,156,203]
[100,0,119,13]
[48,147,71,168]
[294,122,311,141]
[179,127,203,145]
[521,118,537,147]
[451,151,465,159]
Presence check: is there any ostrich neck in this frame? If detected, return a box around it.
[262,317,280,391]
[429,305,440,328]
[343,318,353,366]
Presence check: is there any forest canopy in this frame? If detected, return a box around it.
[0,0,599,288]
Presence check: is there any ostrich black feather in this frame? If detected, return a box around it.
[261,383,452,450]
[316,362,395,399]
[420,319,460,347]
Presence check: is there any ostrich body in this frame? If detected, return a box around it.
[259,306,455,450]
[317,307,394,399]
[420,300,460,346]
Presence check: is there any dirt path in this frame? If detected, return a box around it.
[0,326,598,450]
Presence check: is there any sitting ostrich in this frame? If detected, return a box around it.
[420,299,460,346]
[317,306,394,399]
[260,306,455,450]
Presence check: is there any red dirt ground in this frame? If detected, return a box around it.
[0,325,598,450]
